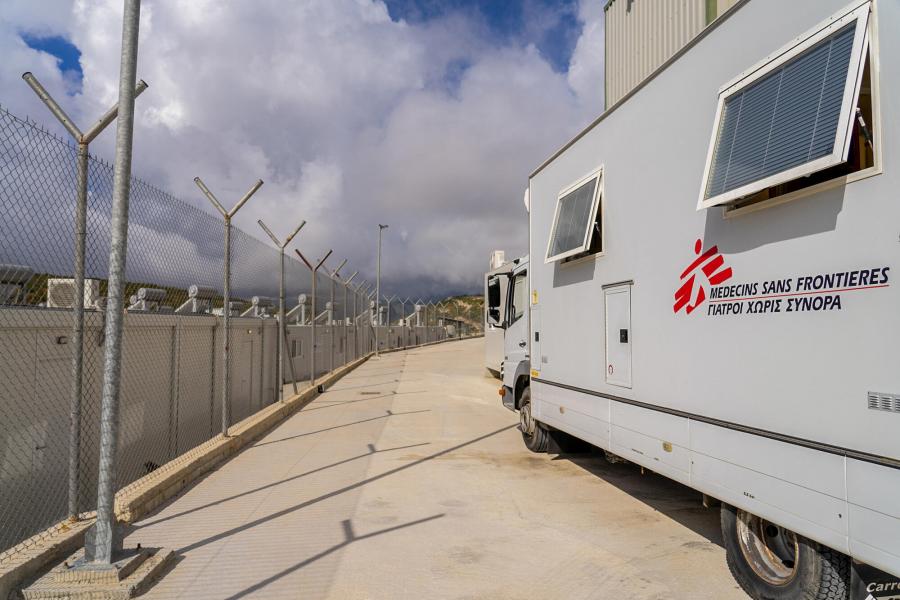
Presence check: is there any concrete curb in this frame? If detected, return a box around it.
[0,335,482,598]
[0,520,94,600]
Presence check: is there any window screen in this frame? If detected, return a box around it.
[546,174,601,262]
[701,4,869,207]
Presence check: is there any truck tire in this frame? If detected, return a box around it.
[519,387,550,453]
[720,504,850,600]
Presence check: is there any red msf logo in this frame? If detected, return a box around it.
[674,239,733,314]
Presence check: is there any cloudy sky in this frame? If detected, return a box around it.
[0,0,604,298]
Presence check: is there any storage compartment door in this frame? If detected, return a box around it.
[604,285,632,388]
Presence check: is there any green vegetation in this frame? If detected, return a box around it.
[439,294,484,332]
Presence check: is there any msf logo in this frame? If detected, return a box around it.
[674,239,733,314]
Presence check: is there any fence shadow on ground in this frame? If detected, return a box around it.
[165,424,516,554]
[224,514,446,600]
[130,441,433,531]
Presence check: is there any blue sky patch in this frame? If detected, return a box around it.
[21,33,83,92]
[384,0,581,73]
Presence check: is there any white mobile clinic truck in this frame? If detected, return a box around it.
[516,0,899,597]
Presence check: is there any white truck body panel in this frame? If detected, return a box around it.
[528,0,899,576]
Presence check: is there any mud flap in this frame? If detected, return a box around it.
[853,562,900,600]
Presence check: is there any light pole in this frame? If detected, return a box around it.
[375,224,388,357]
[257,219,305,401]
[329,258,347,372]
[22,70,147,525]
[295,248,331,388]
[195,177,263,437]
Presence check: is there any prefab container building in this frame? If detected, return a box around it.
[604,0,740,107]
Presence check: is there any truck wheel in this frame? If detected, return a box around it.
[519,388,550,453]
[721,504,849,600]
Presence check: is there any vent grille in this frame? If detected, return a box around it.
[867,392,900,414]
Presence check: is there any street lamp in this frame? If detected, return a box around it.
[257,218,305,401]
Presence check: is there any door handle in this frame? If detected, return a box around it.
[518,341,526,347]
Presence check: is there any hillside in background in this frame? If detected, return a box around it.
[441,295,484,332]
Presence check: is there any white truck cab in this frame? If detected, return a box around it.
[484,255,514,377]
[486,257,529,411]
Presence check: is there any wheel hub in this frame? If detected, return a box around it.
[519,403,535,436]
[736,509,799,586]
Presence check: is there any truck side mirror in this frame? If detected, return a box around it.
[488,307,503,327]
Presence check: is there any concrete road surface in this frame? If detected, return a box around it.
[126,338,748,599]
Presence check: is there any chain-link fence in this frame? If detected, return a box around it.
[0,104,457,563]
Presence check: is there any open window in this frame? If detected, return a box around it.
[698,1,874,210]
[545,167,604,264]
[486,275,503,327]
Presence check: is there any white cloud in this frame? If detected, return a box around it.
[1,0,606,298]
[568,0,606,114]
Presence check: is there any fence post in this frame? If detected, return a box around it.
[21,71,147,524]
[84,0,141,564]
[329,259,346,373]
[375,224,388,357]
[342,271,358,364]
[295,249,331,387]
[311,271,316,385]
[195,177,263,436]
[353,281,366,360]
[257,219,305,401]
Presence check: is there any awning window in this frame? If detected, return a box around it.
[699,2,870,208]
[546,169,603,263]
